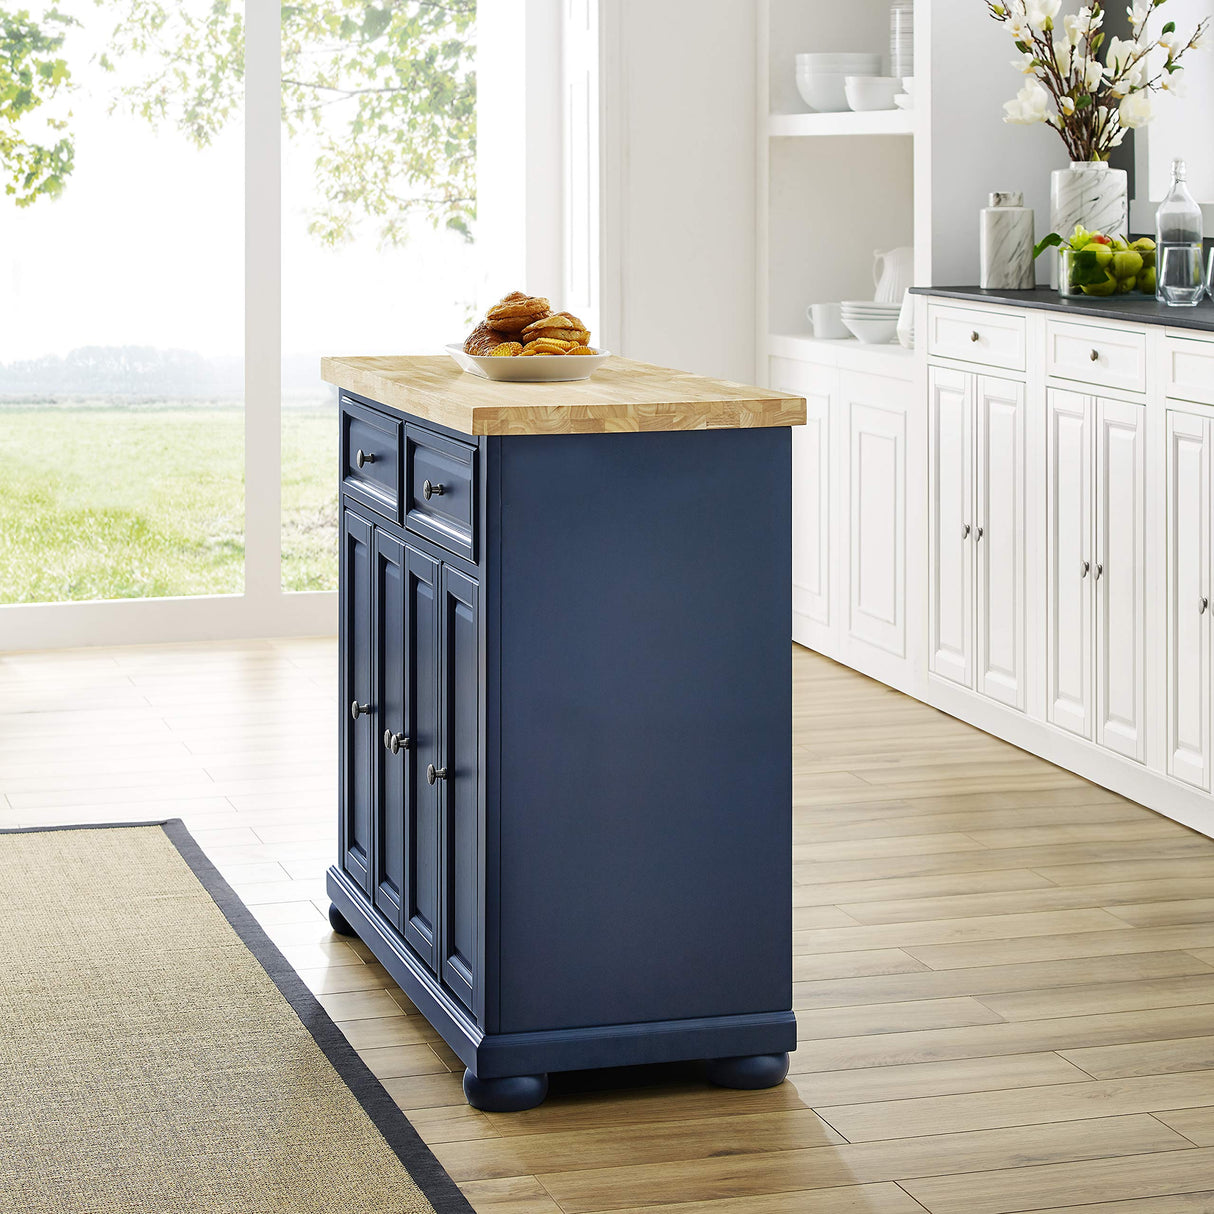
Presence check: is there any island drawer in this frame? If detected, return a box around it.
[342,397,403,523]
[927,304,1026,371]
[1165,334,1214,406]
[405,424,477,561]
[1046,318,1146,395]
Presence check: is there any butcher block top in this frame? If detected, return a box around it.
[321,354,806,437]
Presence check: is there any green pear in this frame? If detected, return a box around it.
[1082,270,1118,297]
[1080,242,1113,267]
[1139,265,1157,293]
[1111,250,1143,278]
[1131,236,1157,251]
[1116,275,1137,294]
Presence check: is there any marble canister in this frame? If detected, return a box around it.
[980,191,1035,290]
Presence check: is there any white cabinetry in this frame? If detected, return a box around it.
[928,367,1026,711]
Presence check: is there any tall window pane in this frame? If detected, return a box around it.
[281,1,478,593]
[0,1,244,604]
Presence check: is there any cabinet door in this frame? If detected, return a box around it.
[439,565,480,1015]
[792,390,830,627]
[1166,411,1210,790]
[372,531,407,931]
[976,375,1026,710]
[1046,389,1093,738]
[928,366,974,688]
[403,545,441,968]
[339,511,374,894]
[847,392,906,657]
[1095,398,1146,763]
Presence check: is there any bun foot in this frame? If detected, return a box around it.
[463,1069,549,1112]
[706,1052,790,1090]
[328,903,357,937]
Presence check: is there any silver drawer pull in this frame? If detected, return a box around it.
[970,330,980,343]
[427,763,448,785]
[350,700,371,720]
[1201,597,1209,615]
[355,449,375,468]
[975,525,984,541]
[423,479,445,500]
[1094,562,1103,580]
[962,523,971,539]
[1090,349,1100,362]
[383,729,410,754]
[1081,560,1090,578]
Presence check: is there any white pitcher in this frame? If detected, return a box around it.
[873,246,914,303]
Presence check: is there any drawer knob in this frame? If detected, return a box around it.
[970,330,980,343]
[1081,560,1090,578]
[350,700,371,720]
[383,729,410,754]
[1094,562,1103,580]
[427,763,448,785]
[423,479,446,500]
[356,449,376,468]
[1089,349,1100,362]
[975,525,984,541]
[1202,597,1209,615]
[962,523,971,539]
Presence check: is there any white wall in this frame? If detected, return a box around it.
[600,0,758,382]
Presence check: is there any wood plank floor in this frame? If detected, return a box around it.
[3,638,1214,1213]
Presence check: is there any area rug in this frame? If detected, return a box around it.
[0,821,472,1213]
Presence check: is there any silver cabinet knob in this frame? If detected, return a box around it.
[1089,349,1100,362]
[962,523,971,539]
[350,700,371,720]
[975,525,984,541]
[426,763,448,785]
[423,479,445,501]
[1201,597,1209,615]
[970,330,980,343]
[383,729,410,754]
[1081,560,1090,578]
[355,449,375,468]
[1094,562,1103,580]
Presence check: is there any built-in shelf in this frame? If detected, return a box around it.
[767,109,915,138]
[768,332,914,379]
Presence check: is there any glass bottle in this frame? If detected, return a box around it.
[1156,158,1204,306]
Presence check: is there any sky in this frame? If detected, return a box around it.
[0,1,480,372]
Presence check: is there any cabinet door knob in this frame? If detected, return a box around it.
[426,763,448,785]
[1080,560,1090,578]
[423,479,445,501]
[970,330,980,343]
[356,449,375,468]
[975,525,984,541]
[1094,562,1103,580]
[1089,349,1100,362]
[962,523,971,538]
[350,700,371,720]
[383,729,410,754]
[1201,596,1209,615]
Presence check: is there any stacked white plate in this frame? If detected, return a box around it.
[796,52,882,113]
[841,300,901,344]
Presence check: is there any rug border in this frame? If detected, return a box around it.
[1,818,475,1214]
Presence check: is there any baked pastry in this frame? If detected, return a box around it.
[567,346,599,356]
[521,337,575,356]
[464,321,515,355]
[489,342,523,357]
[486,291,551,333]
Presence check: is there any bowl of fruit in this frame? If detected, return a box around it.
[1038,226,1157,298]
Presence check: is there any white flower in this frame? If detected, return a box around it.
[1011,50,1037,74]
[1064,5,1103,45]
[1104,35,1146,94]
[1009,15,1031,41]
[1025,0,1061,28]
[1119,89,1154,127]
[1003,78,1053,124]
[1110,124,1129,146]
[1193,26,1209,51]
[1162,68,1186,95]
[1059,94,1076,115]
[1053,38,1072,76]
[1126,3,1149,34]
[1077,54,1104,91]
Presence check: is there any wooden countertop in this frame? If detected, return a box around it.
[321,355,806,436]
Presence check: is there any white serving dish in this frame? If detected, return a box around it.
[843,317,899,344]
[796,53,880,112]
[446,344,611,383]
[844,75,899,112]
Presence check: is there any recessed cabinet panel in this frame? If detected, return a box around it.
[976,376,1026,712]
[1095,399,1146,763]
[928,366,973,688]
[1165,336,1214,407]
[792,392,830,626]
[848,398,906,657]
[1046,320,1147,396]
[1166,411,1210,790]
[927,304,1026,371]
[440,566,480,1015]
[403,546,441,968]
[340,511,375,894]
[1046,389,1093,739]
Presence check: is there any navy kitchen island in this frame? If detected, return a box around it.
[321,354,805,1110]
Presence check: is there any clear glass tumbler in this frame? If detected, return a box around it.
[1159,243,1205,306]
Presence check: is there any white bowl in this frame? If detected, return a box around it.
[843,317,899,344]
[894,93,913,109]
[796,52,881,65]
[445,343,612,382]
[796,72,850,112]
[844,75,899,112]
[901,76,916,95]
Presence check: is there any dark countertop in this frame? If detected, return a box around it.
[911,286,1214,333]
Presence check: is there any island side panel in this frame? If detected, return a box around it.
[493,426,794,1035]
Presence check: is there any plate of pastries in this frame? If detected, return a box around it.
[447,291,611,382]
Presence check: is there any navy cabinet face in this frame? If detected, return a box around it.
[340,512,374,894]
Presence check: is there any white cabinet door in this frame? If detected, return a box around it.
[928,366,973,688]
[976,375,1026,711]
[1094,398,1146,763]
[792,390,830,627]
[1046,388,1093,739]
[1166,410,1210,790]
[847,392,906,658]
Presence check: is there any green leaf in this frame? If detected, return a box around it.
[1163,20,1176,33]
[1034,232,1064,259]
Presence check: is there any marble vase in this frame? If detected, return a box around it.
[1049,161,1128,287]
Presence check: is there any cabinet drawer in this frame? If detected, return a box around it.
[927,304,1026,371]
[405,424,477,561]
[1046,319,1146,394]
[1165,334,1214,405]
[342,397,403,523]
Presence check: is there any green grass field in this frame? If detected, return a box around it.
[0,401,337,604]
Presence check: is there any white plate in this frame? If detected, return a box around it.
[446,343,612,382]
